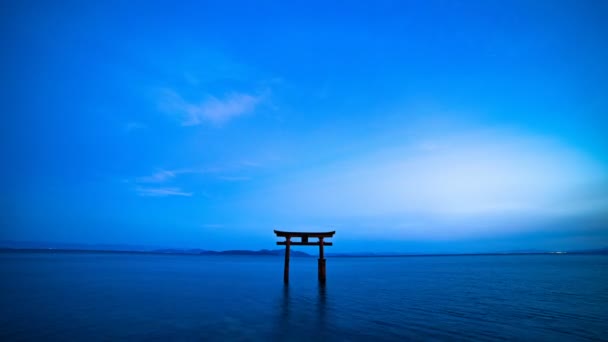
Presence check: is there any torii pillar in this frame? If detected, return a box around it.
[274,230,335,284]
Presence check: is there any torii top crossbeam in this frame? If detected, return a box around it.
[274,230,336,238]
[273,230,335,246]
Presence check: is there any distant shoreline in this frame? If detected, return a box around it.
[1,247,606,258]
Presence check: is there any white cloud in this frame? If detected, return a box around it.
[159,89,261,126]
[136,187,193,197]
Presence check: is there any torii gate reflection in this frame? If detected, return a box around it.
[274,230,336,284]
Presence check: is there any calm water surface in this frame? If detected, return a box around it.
[1,252,607,341]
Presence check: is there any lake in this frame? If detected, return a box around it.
[1,251,607,341]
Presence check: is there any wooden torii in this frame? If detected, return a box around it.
[274,230,335,284]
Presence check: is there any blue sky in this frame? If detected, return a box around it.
[2,0,607,252]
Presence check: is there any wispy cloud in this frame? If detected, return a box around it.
[131,161,263,197]
[136,187,193,197]
[217,175,252,182]
[133,169,194,197]
[136,169,189,183]
[124,121,147,132]
[159,89,262,126]
[239,160,263,168]
[201,224,224,229]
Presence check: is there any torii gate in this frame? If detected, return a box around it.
[274,230,335,284]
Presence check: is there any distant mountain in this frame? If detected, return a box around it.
[153,248,311,257]
[0,241,313,257]
[196,249,312,257]
[153,248,209,254]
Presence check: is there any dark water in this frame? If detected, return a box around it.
[1,252,607,341]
